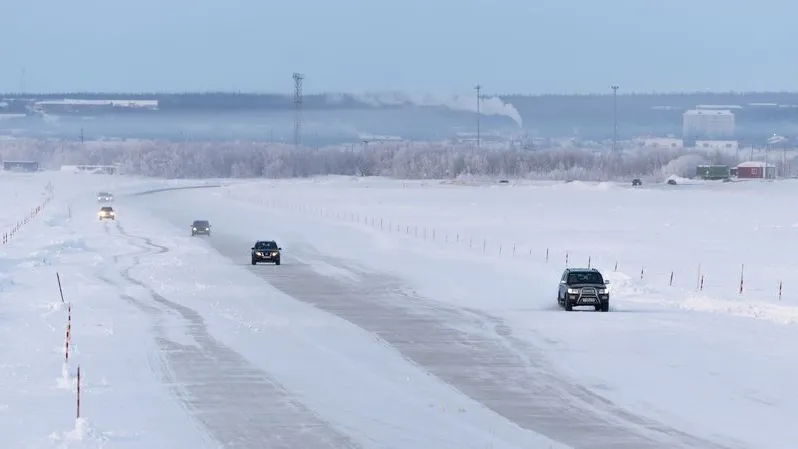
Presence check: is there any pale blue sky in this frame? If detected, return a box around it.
[1,0,796,94]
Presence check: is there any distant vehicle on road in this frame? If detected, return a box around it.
[667,179,677,185]
[251,240,281,265]
[557,268,610,312]
[97,192,114,202]
[632,178,642,186]
[98,206,115,220]
[191,220,211,236]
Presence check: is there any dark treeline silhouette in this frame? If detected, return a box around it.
[0,91,371,111]
[3,91,798,135]
[507,91,798,127]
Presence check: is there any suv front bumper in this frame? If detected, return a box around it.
[567,288,609,305]
[252,252,280,261]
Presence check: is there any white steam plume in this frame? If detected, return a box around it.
[332,91,523,128]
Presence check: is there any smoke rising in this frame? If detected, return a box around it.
[335,91,523,128]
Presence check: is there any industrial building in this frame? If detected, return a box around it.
[682,109,735,142]
[695,140,738,150]
[696,165,730,180]
[638,137,683,149]
[2,160,39,172]
[33,99,158,114]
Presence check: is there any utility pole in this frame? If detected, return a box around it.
[611,85,619,151]
[475,84,481,149]
[292,72,304,147]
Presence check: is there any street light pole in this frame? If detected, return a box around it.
[475,84,481,149]
[611,85,619,151]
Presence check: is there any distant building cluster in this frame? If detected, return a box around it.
[33,99,158,114]
[0,97,159,115]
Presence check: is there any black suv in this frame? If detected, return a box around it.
[557,268,610,312]
[191,220,211,236]
[251,240,281,265]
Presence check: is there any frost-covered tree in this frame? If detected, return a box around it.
[0,138,750,181]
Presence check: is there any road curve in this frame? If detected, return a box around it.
[94,219,361,449]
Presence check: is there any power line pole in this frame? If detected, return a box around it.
[611,85,619,151]
[293,72,304,147]
[475,84,481,149]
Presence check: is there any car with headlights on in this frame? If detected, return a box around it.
[557,268,610,311]
[98,206,115,220]
[191,220,211,236]
[251,240,281,265]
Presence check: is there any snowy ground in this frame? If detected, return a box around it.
[205,175,796,449]
[1,173,565,448]
[3,172,797,448]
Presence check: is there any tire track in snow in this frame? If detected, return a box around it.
[127,185,745,449]
[209,237,744,449]
[96,221,361,449]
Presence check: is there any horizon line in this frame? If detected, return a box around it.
[3,89,798,98]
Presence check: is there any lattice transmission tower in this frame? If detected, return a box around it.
[292,72,304,147]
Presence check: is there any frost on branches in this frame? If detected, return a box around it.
[0,139,752,181]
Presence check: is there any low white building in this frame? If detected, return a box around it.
[639,137,683,149]
[695,140,738,151]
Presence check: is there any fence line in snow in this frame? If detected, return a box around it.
[1,192,53,245]
[228,192,787,303]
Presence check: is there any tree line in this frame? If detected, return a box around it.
[0,139,782,181]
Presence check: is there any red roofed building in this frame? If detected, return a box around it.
[735,161,776,179]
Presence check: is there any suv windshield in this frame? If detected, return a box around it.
[101,207,113,211]
[568,271,604,284]
[255,241,277,250]
[193,221,209,227]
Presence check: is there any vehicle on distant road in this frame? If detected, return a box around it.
[251,240,281,265]
[97,192,114,202]
[632,178,642,186]
[191,220,211,236]
[98,206,115,220]
[557,268,610,312]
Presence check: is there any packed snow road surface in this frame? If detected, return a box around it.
[92,186,562,449]
[95,220,359,449]
[129,185,745,449]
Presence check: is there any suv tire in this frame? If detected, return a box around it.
[564,297,574,311]
[251,259,257,265]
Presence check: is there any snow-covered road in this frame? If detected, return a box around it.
[86,184,562,448]
[129,184,748,449]
[4,173,796,449]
